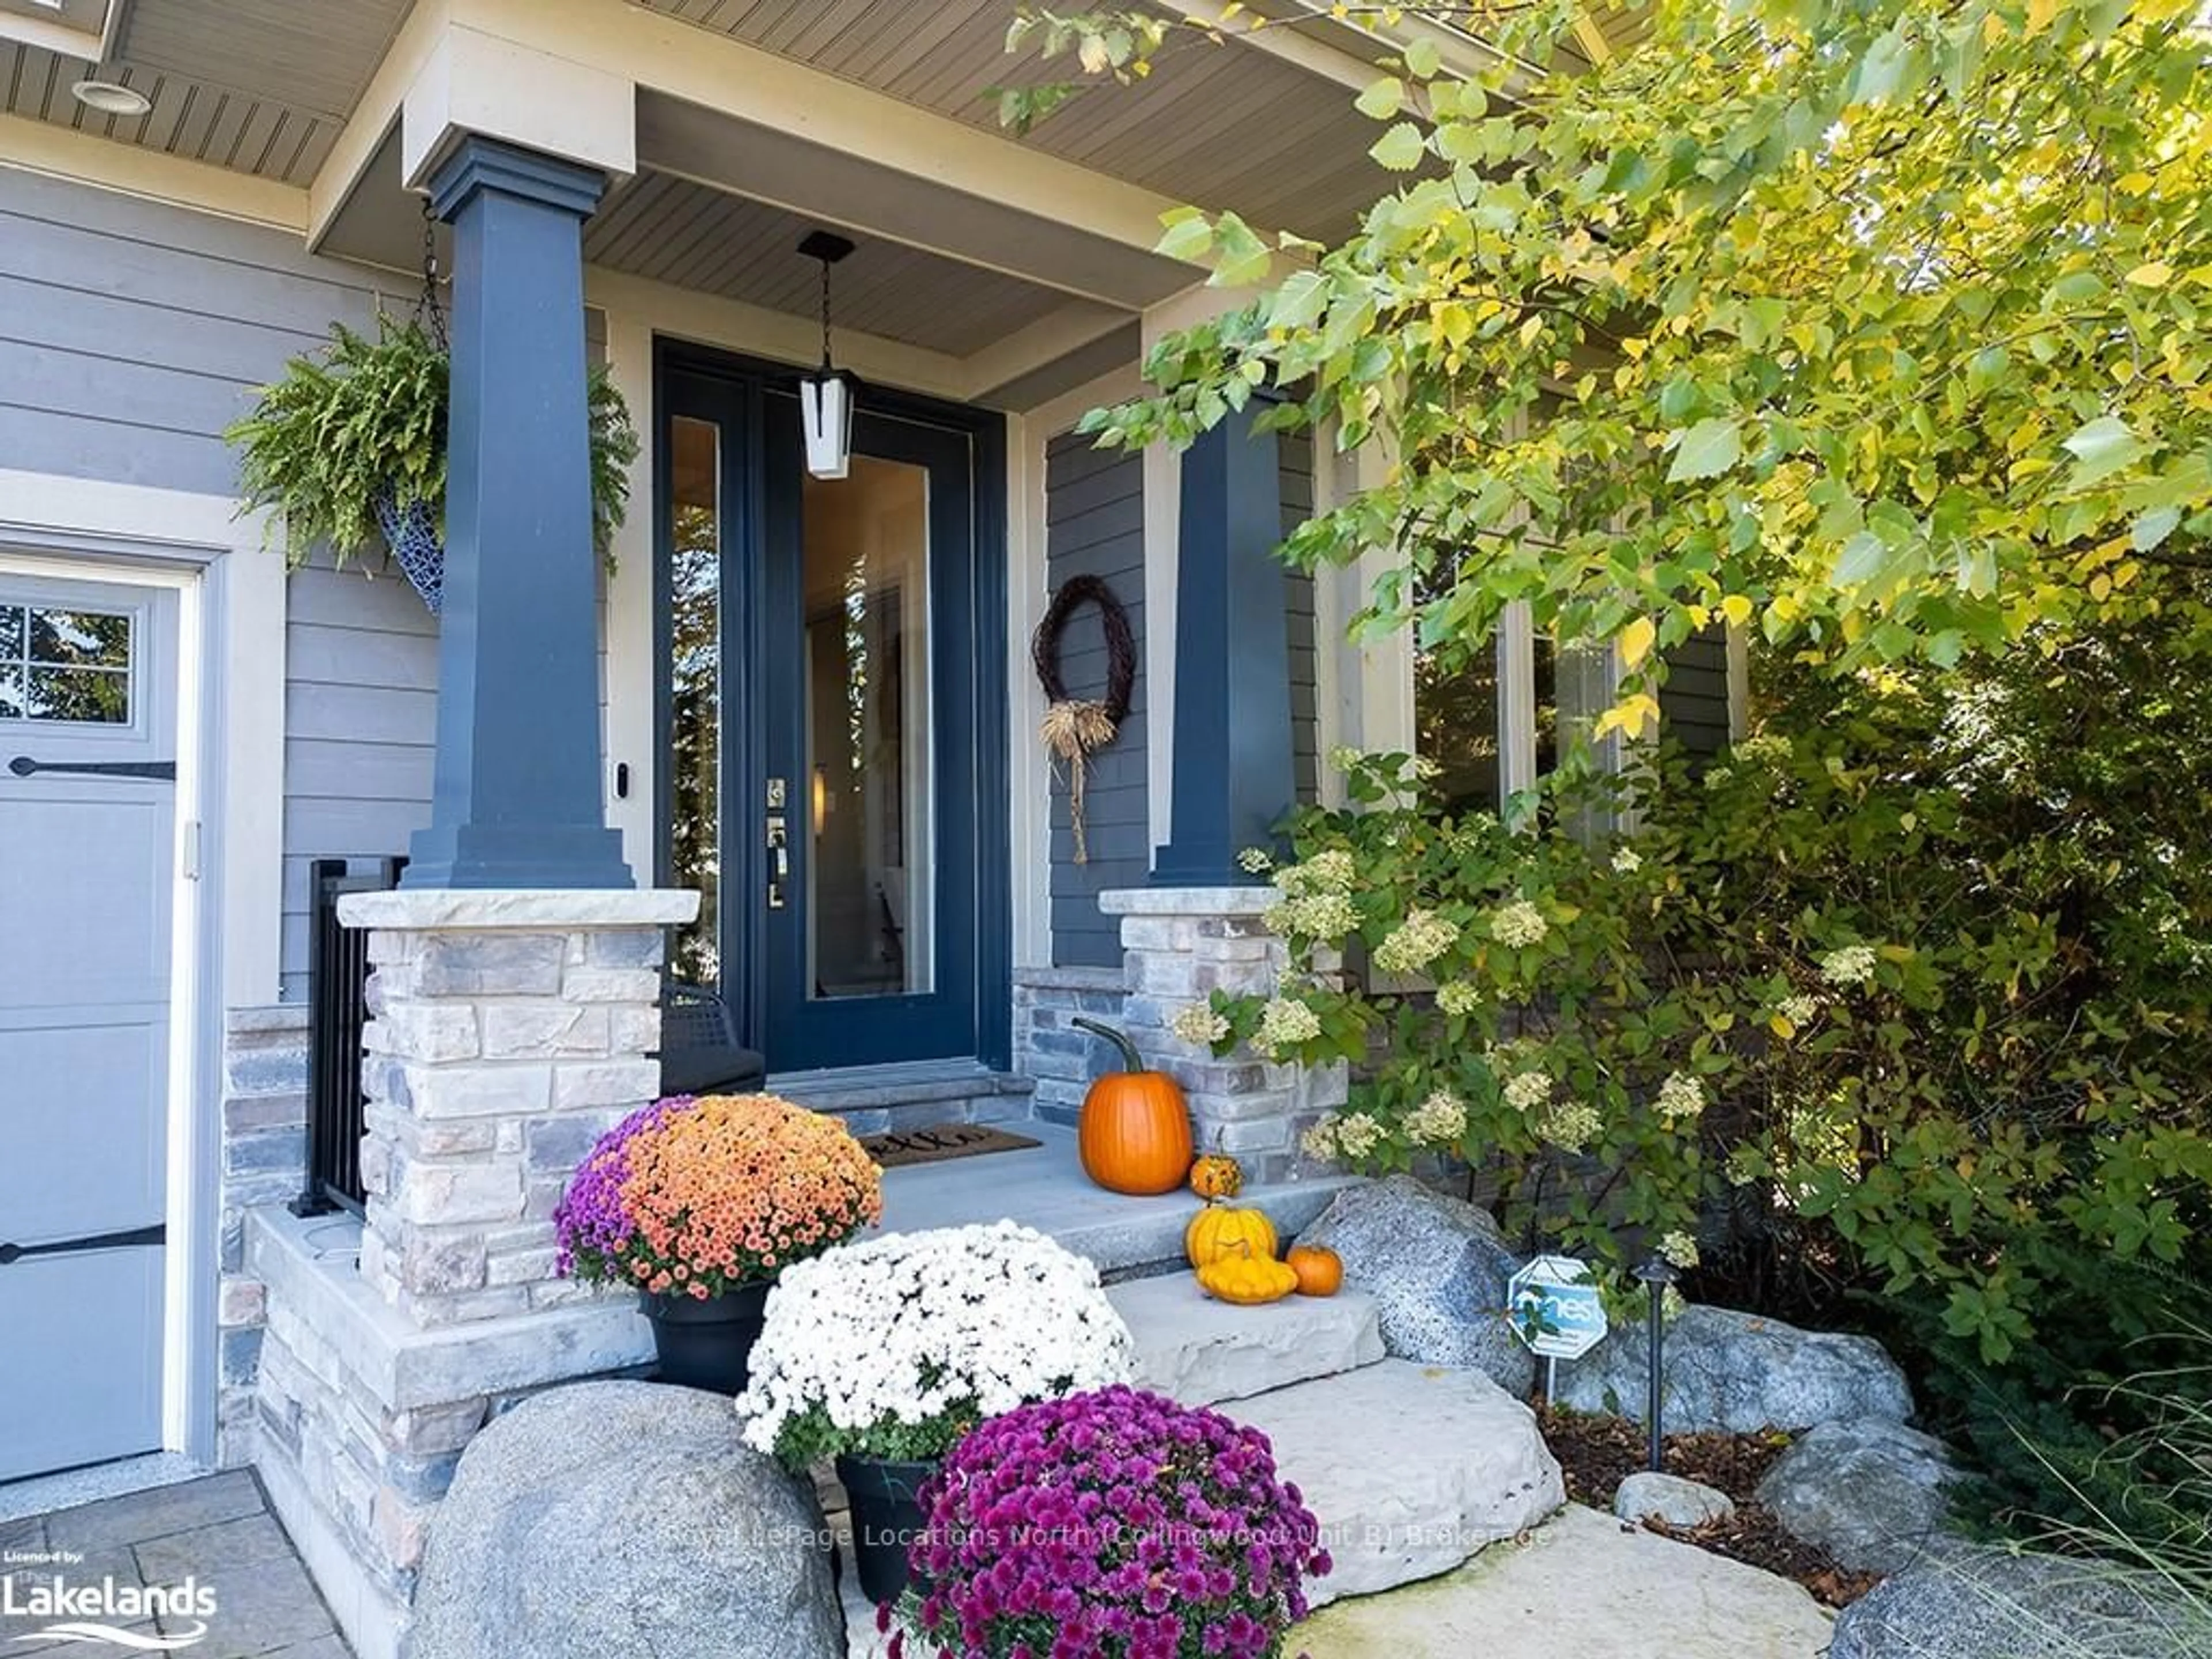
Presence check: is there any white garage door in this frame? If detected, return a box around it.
[0,574,180,1483]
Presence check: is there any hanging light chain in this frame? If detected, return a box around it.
[415,196,449,353]
[818,252,835,371]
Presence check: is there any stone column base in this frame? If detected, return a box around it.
[1100,887,1346,1184]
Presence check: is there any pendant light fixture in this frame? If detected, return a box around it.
[797,230,857,480]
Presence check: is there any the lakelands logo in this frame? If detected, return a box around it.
[2,1562,217,1650]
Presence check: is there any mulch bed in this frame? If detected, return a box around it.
[1537,1404,1884,1609]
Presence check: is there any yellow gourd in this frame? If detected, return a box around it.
[1196,1244,1299,1306]
[1184,1203,1278,1270]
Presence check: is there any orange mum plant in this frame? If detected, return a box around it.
[554,1093,882,1300]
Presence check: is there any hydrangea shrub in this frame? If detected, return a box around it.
[1187,695,2212,1361]
[893,1387,1327,1659]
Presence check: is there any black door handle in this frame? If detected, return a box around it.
[7,756,175,781]
[0,1224,166,1265]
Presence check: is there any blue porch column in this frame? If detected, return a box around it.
[1152,404,1296,886]
[404,137,631,890]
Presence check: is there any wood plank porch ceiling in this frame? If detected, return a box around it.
[634,0,1399,244]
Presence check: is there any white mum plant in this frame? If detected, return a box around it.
[736,1221,1135,1468]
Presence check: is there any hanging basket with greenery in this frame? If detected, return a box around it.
[225,313,639,614]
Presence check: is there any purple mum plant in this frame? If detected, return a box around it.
[890,1385,1328,1659]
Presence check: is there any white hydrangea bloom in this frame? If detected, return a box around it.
[1611,846,1643,874]
[1490,899,1549,948]
[1777,994,1819,1027]
[1276,848,1357,896]
[1170,1003,1230,1046]
[1236,846,1275,875]
[1255,995,1321,1056]
[1373,908,1458,975]
[1656,1070,1706,1123]
[1300,1119,1340,1161]
[1263,890,1359,941]
[734,1222,1135,1457]
[1327,744,1363,773]
[1820,945,1880,987]
[1660,1230,1700,1270]
[1502,1070,1553,1112]
[1539,1101,1601,1154]
[1734,733,1793,767]
[1332,1112,1383,1160]
[1405,1089,1466,1145]
[1409,754,1443,781]
[1436,980,1484,1017]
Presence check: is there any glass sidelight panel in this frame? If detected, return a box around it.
[800,457,934,999]
[667,416,722,984]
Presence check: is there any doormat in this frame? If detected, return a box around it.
[860,1123,1043,1169]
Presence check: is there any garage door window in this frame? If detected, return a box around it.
[0,604,133,725]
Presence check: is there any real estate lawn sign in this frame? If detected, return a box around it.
[1509,1255,1608,1399]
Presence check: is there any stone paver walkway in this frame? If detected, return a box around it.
[0,1471,350,1658]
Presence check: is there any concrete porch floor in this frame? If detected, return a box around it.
[0,1470,351,1658]
[873,1121,1358,1274]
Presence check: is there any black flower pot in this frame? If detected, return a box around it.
[836,1452,940,1605]
[640,1278,772,1395]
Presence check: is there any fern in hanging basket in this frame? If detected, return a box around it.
[224,313,640,613]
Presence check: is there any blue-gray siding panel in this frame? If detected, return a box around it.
[1661,622,1733,760]
[1280,430,1319,805]
[1,169,435,996]
[1044,431,1147,969]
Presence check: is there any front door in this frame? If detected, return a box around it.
[660,357,1003,1073]
[0,573,179,1482]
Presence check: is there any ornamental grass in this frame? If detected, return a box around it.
[553,1093,881,1298]
[892,1385,1328,1659]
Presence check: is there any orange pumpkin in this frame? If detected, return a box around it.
[1286,1244,1344,1297]
[1072,1017,1192,1195]
[1189,1154,1244,1202]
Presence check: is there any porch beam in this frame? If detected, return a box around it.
[403,135,631,891]
[451,0,1199,305]
[1152,402,1297,887]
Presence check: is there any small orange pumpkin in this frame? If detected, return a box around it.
[1286,1244,1343,1297]
[1072,1017,1192,1196]
[1189,1153,1244,1202]
[1184,1203,1278,1270]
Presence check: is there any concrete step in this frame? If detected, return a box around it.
[769,1059,1035,1135]
[1107,1274,1383,1406]
[1225,1358,1566,1608]
[874,1121,1360,1277]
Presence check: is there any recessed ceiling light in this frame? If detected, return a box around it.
[71,80,151,118]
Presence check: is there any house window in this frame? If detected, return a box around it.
[1414,599,1620,820]
[0,604,133,725]
[666,416,722,985]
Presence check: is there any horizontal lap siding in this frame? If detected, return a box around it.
[1279,431,1319,805]
[1661,621,1732,760]
[0,169,433,997]
[1044,433,1146,969]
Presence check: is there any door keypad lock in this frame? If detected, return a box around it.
[766,809,789,910]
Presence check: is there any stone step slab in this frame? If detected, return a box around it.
[1225,1359,1566,1607]
[1106,1275,1384,1406]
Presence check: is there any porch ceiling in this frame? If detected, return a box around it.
[0,0,411,187]
[584,170,1079,358]
[635,0,1397,244]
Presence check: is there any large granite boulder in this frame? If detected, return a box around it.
[1297,1175,1535,1394]
[1830,1547,2211,1659]
[1554,1304,1911,1434]
[1756,1415,1957,1572]
[411,1380,843,1659]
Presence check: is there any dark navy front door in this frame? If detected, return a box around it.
[659,354,1002,1073]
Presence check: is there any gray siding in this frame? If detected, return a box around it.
[1043,432,1147,969]
[1660,620,1732,760]
[0,168,434,997]
[1279,430,1319,805]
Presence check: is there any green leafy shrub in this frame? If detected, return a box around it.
[226,314,639,570]
[1192,642,2212,1364]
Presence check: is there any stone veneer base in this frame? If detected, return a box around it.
[247,1206,654,1659]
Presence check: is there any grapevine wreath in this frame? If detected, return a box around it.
[1031,574,1135,864]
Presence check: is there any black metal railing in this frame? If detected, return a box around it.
[294,856,405,1217]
